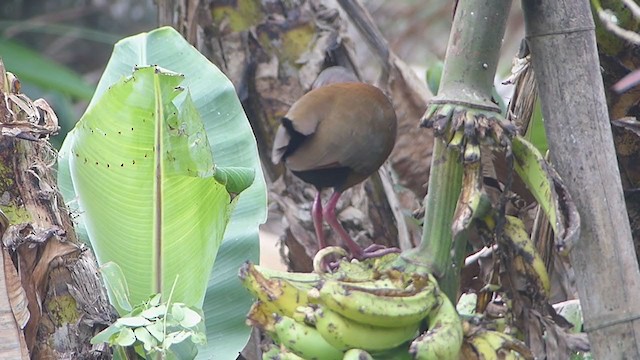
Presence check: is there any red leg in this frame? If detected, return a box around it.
[324,191,400,260]
[323,191,364,258]
[312,191,326,250]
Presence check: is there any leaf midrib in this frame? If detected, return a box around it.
[153,69,163,294]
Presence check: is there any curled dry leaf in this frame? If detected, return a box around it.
[3,248,29,328]
[0,65,59,139]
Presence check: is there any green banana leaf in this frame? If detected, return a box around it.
[58,27,267,358]
[512,135,579,254]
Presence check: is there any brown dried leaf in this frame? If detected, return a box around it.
[0,248,29,359]
[0,69,59,139]
[3,248,29,329]
[613,117,640,189]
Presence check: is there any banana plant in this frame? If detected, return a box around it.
[57,27,266,358]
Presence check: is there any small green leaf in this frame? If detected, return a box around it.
[165,331,191,347]
[171,303,185,322]
[115,328,136,347]
[91,325,121,344]
[129,306,144,317]
[179,307,202,328]
[213,166,255,195]
[146,322,165,342]
[100,262,132,312]
[117,316,152,327]
[134,327,156,351]
[148,294,162,307]
[141,304,167,320]
[191,331,206,345]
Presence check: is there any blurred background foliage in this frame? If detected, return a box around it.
[0,0,157,148]
[0,0,528,149]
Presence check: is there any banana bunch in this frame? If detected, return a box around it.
[460,325,534,360]
[239,250,470,359]
[241,246,537,359]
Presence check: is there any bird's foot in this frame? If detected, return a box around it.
[357,244,401,260]
[312,245,401,273]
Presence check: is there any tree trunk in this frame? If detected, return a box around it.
[158,0,433,270]
[0,61,116,359]
[523,1,640,358]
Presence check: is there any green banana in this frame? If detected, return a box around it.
[239,262,319,318]
[315,276,438,328]
[409,291,463,360]
[247,301,344,359]
[502,215,550,299]
[466,333,499,360]
[463,140,481,163]
[271,314,344,360]
[476,329,533,359]
[342,348,374,360]
[313,307,420,352]
[246,301,277,333]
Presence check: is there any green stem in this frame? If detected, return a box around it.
[435,0,513,108]
[401,0,512,302]
[401,138,462,299]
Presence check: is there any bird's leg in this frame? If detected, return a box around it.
[312,190,327,251]
[324,191,401,260]
[323,191,364,258]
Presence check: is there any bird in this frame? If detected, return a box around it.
[271,66,398,259]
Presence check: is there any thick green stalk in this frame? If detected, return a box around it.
[434,0,513,108]
[403,139,463,290]
[402,0,512,302]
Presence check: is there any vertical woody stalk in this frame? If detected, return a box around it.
[400,0,513,301]
[523,0,640,357]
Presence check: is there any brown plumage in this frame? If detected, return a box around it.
[272,67,397,258]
